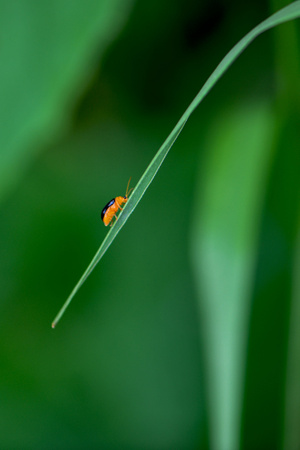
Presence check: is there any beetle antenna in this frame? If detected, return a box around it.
[126,177,133,197]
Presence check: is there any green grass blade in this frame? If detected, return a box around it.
[191,100,276,450]
[52,1,300,327]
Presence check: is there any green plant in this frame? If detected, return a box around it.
[52,1,300,329]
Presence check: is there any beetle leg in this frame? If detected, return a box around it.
[109,214,117,226]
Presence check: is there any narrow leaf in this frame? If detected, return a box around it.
[190,101,275,450]
[52,1,300,327]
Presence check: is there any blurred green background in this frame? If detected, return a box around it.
[0,0,299,449]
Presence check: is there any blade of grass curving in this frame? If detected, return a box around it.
[52,1,300,327]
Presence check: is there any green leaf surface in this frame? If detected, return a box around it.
[190,101,275,450]
[52,1,300,327]
[0,0,132,201]
[284,227,300,450]
[239,109,300,448]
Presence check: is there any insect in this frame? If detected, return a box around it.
[101,178,133,226]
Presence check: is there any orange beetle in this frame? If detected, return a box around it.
[101,178,133,226]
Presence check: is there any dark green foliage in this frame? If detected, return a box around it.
[0,0,299,448]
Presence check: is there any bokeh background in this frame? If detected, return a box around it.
[0,0,299,449]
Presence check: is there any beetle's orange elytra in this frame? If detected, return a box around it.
[101,178,133,226]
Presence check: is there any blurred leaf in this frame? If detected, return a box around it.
[284,227,300,450]
[52,1,300,327]
[271,0,300,96]
[0,0,133,201]
[190,100,275,450]
[240,110,300,448]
